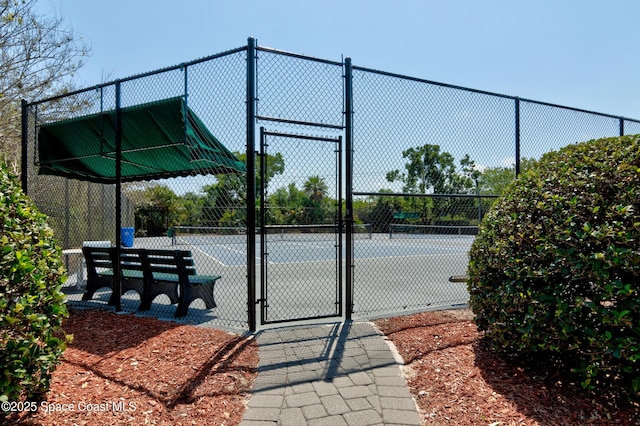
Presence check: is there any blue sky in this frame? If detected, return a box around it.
[38,0,640,119]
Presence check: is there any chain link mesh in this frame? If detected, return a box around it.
[23,42,640,329]
[520,101,621,161]
[623,119,640,135]
[26,49,250,330]
[350,68,640,319]
[256,48,344,131]
[351,69,512,317]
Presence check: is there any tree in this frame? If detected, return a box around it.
[302,176,334,224]
[127,184,183,236]
[459,154,483,223]
[180,192,205,226]
[386,144,477,223]
[477,166,514,195]
[202,152,283,227]
[0,0,90,172]
[478,158,537,195]
[303,175,328,202]
[267,183,307,225]
[386,144,459,194]
[459,154,481,192]
[356,190,403,233]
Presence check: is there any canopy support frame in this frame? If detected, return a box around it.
[114,80,122,312]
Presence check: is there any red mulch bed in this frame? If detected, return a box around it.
[374,309,640,426]
[5,308,258,426]
[5,308,640,425]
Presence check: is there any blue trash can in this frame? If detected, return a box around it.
[121,227,135,247]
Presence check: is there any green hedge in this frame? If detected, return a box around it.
[468,135,640,399]
[1,163,70,404]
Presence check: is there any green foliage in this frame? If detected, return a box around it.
[386,143,470,194]
[478,157,537,195]
[266,180,334,226]
[352,193,400,233]
[0,163,69,404]
[267,183,308,225]
[131,184,184,236]
[202,151,283,226]
[468,135,640,400]
[383,144,489,225]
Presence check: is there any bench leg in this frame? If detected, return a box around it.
[107,291,119,306]
[82,277,114,301]
[175,302,189,318]
[175,281,218,318]
[103,278,144,306]
[81,289,96,301]
[138,296,153,312]
[140,281,179,312]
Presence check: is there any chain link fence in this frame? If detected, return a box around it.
[24,47,250,330]
[23,39,640,330]
[349,66,640,319]
[350,68,514,317]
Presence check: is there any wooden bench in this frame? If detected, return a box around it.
[141,249,222,317]
[81,247,221,317]
[81,247,147,305]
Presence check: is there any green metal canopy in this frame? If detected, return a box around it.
[37,97,246,183]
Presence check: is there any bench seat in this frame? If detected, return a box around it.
[81,248,147,304]
[81,246,221,317]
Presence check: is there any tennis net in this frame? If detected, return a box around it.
[389,224,478,239]
[170,223,372,245]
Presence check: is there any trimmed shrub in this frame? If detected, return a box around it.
[468,135,640,399]
[1,163,70,404]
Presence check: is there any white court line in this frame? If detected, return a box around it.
[191,242,278,266]
[189,244,231,267]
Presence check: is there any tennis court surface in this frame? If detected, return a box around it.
[62,224,473,329]
[168,224,474,266]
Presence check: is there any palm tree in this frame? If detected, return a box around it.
[303,176,328,203]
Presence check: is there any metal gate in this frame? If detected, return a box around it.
[259,128,343,325]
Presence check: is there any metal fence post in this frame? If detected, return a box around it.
[113,81,123,311]
[344,57,354,321]
[515,97,521,176]
[246,37,257,331]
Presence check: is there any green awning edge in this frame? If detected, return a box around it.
[37,97,246,184]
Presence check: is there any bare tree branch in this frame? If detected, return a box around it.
[0,0,90,172]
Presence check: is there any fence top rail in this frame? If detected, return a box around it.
[256,45,344,67]
[352,64,640,124]
[352,64,516,101]
[25,38,640,126]
[519,98,640,124]
[25,45,248,107]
